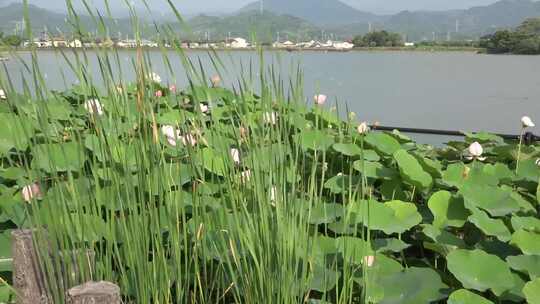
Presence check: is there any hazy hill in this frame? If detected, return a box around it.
[240,0,381,26]
[185,11,320,42]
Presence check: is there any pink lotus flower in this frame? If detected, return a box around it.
[0,89,7,100]
[84,99,104,116]
[230,148,241,164]
[263,112,277,125]
[362,255,375,267]
[155,90,163,97]
[169,85,177,93]
[314,94,327,105]
[21,183,43,202]
[211,75,221,87]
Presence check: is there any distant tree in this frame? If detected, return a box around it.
[352,30,402,47]
[480,30,514,54]
[2,35,23,47]
[516,18,540,35]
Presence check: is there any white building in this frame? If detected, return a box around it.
[230,38,249,49]
[69,39,83,48]
[404,42,415,47]
[333,41,354,50]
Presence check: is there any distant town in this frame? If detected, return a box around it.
[21,35,369,51]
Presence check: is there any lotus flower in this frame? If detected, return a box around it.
[155,90,163,97]
[241,170,251,183]
[536,159,540,166]
[148,72,162,83]
[211,75,221,87]
[468,142,483,157]
[263,112,277,125]
[522,116,535,128]
[230,148,241,164]
[357,122,369,135]
[180,134,197,147]
[0,89,6,100]
[362,255,375,267]
[314,94,327,105]
[467,142,486,161]
[199,103,209,113]
[169,85,177,93]
[21,183,43,202]
[270,186,277,203]
[84,99,104,116]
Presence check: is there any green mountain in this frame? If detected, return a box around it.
[184,11,320,42]
[240,0,380,26]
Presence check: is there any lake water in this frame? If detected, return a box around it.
[2,49,539,140]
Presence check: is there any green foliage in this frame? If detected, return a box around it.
[480,18,540,54]
[352,30,403,47]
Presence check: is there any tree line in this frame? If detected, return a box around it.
[352,31,403,47]
[0,32,23,47]
[480,18,540,54]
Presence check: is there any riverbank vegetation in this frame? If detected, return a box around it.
[0,2,539,304]
[480,18,540,54]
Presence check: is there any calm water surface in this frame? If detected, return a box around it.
[2,50,539,138]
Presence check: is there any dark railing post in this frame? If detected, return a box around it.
[11,229,50,304]
[67,281,121,304]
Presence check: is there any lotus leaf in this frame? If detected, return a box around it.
[428,190,470,228]
[511,216,540,233]
[393,149,433,190]
[447,289,493,304]
[468,208,512,242]
[460,183,520,217]
[298,130,334,151]
[349,200,421,235]
[524,278,540,304]
[309,203,344,225]
[446,249,514,295]
[353,161,397,179]
[364,132,401,156]
[0,113,33,155]
[374,267,448,304]
[32,142,86,173]
[506,255,540,279]
[511,229,540,255]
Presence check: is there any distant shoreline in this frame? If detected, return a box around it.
[1,46,484,55]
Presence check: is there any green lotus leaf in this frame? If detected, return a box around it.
[323,174,361,194]
[0,113,34,155]
[43,99,73,120]
[448,289,493,304]
[353,161,397,179]
[511,216,540,233]
[332,143,380,161]
[428,190,470,228]
[507,189,536,213]
[349,200,421,235]
[460,184,520,217]
[516,159,540,182]
[393,149,433,190]
[307,264,340,292]
[464,132,504,144]
[364,132,402,156]
[422,224,466,255]
[511,230,540,255]
[468,208,512,242]
[482,163,515,183]
[332,143,362,156]
[0,280,14,303]
[372,238,410,253]
[507,255,540,279]
[199,147,227,176]
[524,278,540,304]
[337,236,371,264]
[309,203,344,225]
[0,230,11,272]
[414,154,443,178]
[442,163,498,189]
[380,178,408,201]
[446,249,514,295]
[32,142,86,173]
[498,272,526,302]
[374,267,448,304]
[297,130,334,151]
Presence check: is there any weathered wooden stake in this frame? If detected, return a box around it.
[67,281,121,304]
[11,229,49,304]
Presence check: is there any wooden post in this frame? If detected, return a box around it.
[67,281,121,304]
[11,229,49,304]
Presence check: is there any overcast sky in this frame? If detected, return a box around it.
[2,0,515,15]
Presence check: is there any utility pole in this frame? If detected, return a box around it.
[260,0,264,14]
[455,19,460,33]
[368,22,372,33]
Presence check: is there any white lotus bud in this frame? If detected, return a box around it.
[0,89,6,100]
[468,142,483,158]
[521,116,535,128]
[357,122,369,135]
